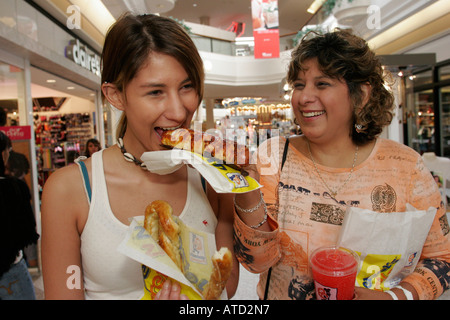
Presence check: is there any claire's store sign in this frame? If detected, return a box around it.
[65,39,101,77]
[0,126,32,141]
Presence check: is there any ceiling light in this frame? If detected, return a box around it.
[307,0,326,14]
[145,0,175,13]
[67,86,75,90]
[46,79,56,83]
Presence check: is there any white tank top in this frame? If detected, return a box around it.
[79,150,217,300]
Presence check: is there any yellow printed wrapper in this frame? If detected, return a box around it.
[355,252,401,291]
[141,150,261,193]
[118,216,226,300]
[142,266,202,300]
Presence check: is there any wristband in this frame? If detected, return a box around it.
[394,285,414,300]
[385,290,398,300]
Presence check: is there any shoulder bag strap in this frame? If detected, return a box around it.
[263,138,289,300]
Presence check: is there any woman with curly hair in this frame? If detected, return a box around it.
[233,29,450,300]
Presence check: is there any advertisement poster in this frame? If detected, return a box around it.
[251,0,280,59]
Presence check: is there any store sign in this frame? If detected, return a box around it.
[65,39,101,77]
[0,126,31,141]
[251,0,280,59]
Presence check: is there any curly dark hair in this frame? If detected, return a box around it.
[287,29,394,145]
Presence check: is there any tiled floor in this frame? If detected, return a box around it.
[30,268,44,300]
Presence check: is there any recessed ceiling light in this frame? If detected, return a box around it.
[46,79,56,83]
[193,3,197,7]
[67,86,75,90]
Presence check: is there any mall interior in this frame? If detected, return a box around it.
[0,0,449,300]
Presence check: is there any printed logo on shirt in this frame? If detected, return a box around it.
[371,184,397,212]
[310,202,345,226]
[439,214,449,236]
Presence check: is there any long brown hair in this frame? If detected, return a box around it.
[101,13,204,139]
[287,29,394,145]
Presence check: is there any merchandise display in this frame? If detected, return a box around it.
[34,112,93,186]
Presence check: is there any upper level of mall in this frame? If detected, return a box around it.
[0,0,449,102]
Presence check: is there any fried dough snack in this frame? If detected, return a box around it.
[202,247,233,300]
[161,128,250,165]
[144,200,183,271]
[144,200,232,300]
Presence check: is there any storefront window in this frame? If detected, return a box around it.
[0,61,25,125]
[31,68,97,185]
[441,86,450,157]
[411,90,435,154]
[440,65,450,81]
[413,69,433,87]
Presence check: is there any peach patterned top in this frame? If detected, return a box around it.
[234,137,450,300]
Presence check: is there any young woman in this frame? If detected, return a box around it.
[83,138,101,158]
[234,29,450,300]
[41,13,238,300]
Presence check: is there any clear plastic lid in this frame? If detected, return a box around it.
[310,246,359,277]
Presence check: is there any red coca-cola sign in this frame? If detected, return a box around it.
[0,126,32,141]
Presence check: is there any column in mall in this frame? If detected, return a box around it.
[23,60,41,234]
[205,98,215,130]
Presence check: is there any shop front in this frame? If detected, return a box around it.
[0,1,106,240]
[406,59,450,158]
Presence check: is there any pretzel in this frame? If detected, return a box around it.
[160,128,250,165]
[144,200,232,300]
[202,247,233,300]
[144,200,183,272]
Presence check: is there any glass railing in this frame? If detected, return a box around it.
[190,33,296,56]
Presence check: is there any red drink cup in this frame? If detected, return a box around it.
[310,246,359,300]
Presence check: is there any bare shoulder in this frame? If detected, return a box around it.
[41,161,90,232]
[42,162,86,200]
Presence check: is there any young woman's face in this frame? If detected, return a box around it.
[291,58,353,144]
[123,52,199,152]
[87,142,99,154]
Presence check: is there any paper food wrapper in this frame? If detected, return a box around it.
[141,150,261,194]
[337,204,436,291]
[118,216,226,300]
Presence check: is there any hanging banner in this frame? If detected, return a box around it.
[251,0,280,59]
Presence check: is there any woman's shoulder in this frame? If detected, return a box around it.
[42,159,89,199]
[372,138,426,173]
[376,138,421,159]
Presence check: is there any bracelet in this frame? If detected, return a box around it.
[234,190,264,214]
[385,290,398,300]
[249,202,268,229]
[394,285,414,300]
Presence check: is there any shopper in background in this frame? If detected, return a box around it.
[41,13,238,300]
[83,138,101,158]
[6,150,30,180]
[6,146,38,269]
[0,131,39,300]
[233,29,450,300]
